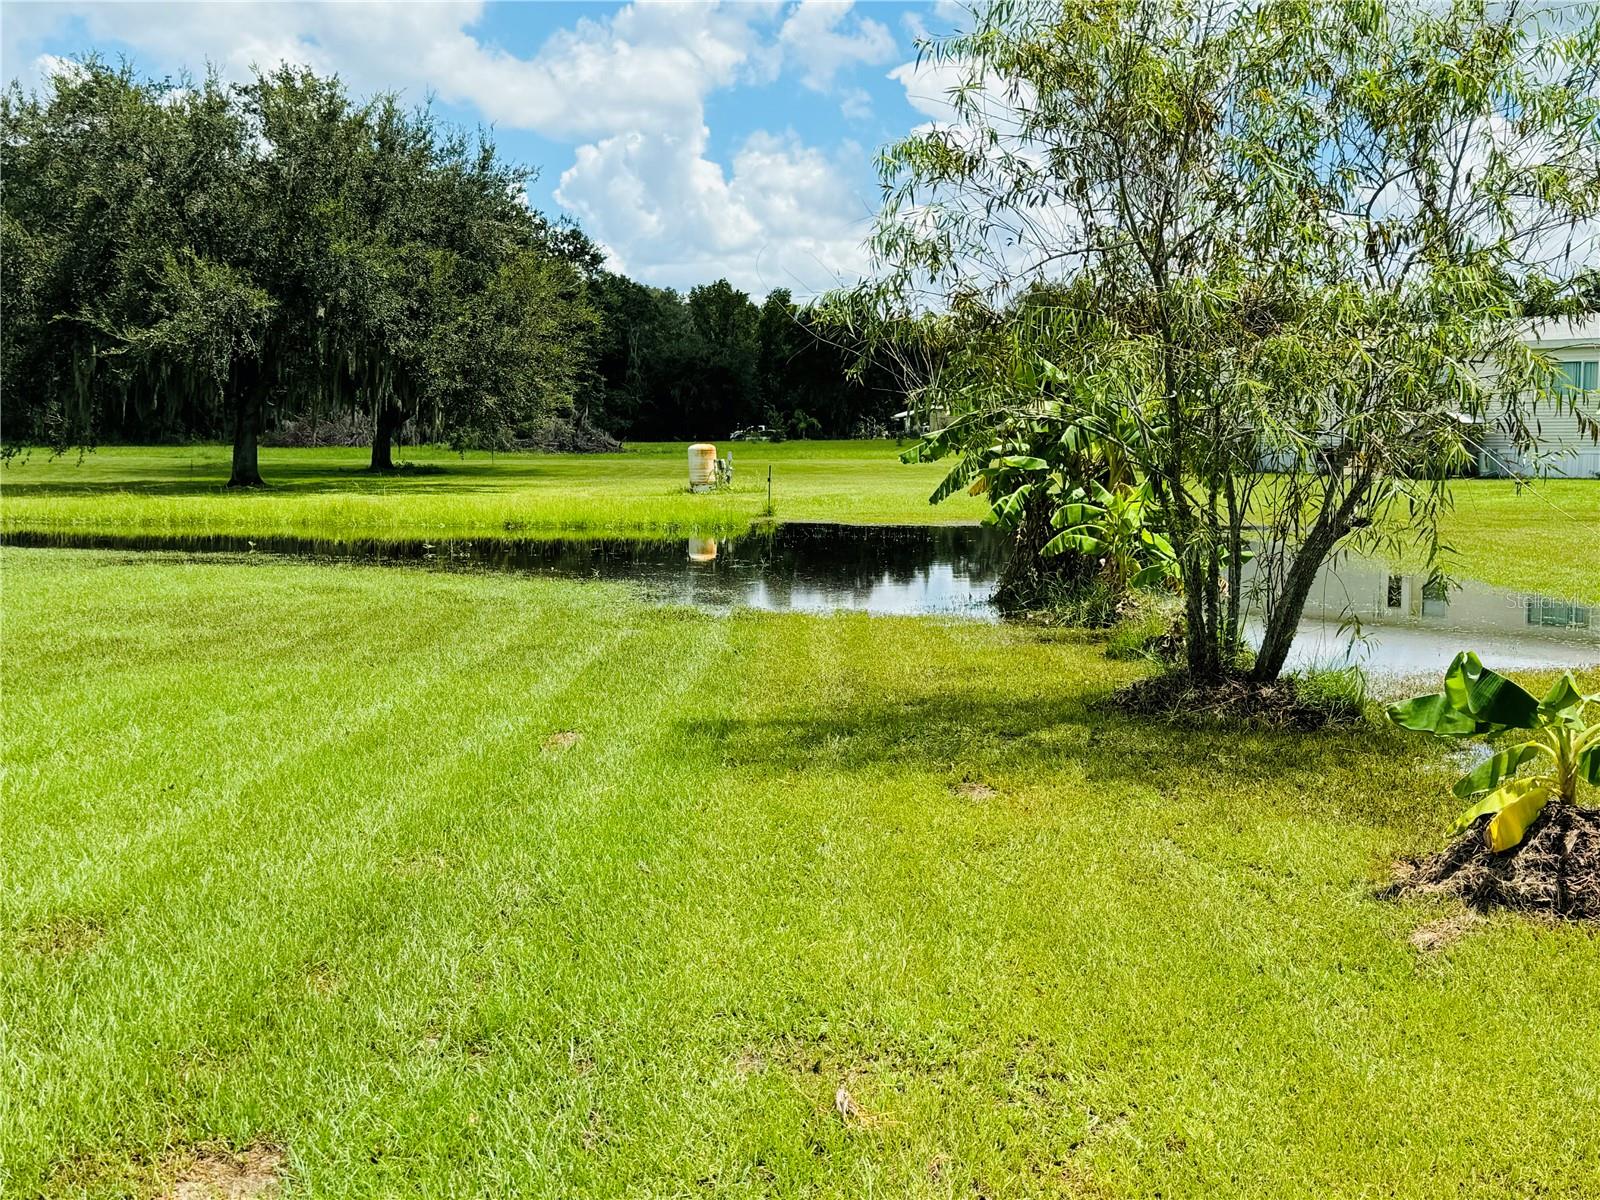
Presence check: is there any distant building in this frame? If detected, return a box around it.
[892,404,951,436]
[1476,315,1600,479]
[1258,314,1600,478]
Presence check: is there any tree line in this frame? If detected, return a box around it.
[1,60,898,483]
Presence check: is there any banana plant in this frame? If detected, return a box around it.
[1040,480,1178,589]
[1387,652,1600,852]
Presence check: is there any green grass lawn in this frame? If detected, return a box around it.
[3,443,1596,601]
[0,440,987,539]
[5,547,1599,1198]
[1438,479,1600,603]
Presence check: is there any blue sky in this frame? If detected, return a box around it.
[1,1,970,297]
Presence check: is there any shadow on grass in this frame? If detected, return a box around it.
[0,454,588,498]
[686,685,1430,829]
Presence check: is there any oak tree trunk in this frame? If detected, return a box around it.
[228,373,265,488]
[369,402,407,472]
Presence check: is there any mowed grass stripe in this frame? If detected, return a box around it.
[3,552,737,1192]
[586,612,1600,1196]
[1,553,640,902]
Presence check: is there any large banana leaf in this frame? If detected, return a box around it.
[929,455,980,504]
[1387,691,1481,737]
[1141,530,1176,558]
[1539,673,1587,718]
[1130,562,1176,587]
[1040,530,1103,557]
[1538,673,1598,729]
[1440,652,1541,729]
[1451,742,1542,798]
[986,481,1035,528]
[1387,651,1540,737]
[1053,502,1100,527]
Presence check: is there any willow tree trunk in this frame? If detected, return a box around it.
[1249,472,1373,683]
[1181,553,1221,682]
[228,378,265,488]
[1249,530,1337,683]
[369,403,408,472]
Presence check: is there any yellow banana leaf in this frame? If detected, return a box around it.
[1484,784,1552,853]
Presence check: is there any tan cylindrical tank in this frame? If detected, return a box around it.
[688,443,717,491]
[687,537,718,563]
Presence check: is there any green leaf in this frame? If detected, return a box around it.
[1130,562,1175,588]
[1579,744,1600,787]
[1387,691,1479,738]
[929,456,978,505]
[1538,672,1594,723]
[1388,652,1540,737]
[1038,357,1068,385]
[1451,742,1541,797]
[1141,531,1176,558]
[999,455,1048,470]
[1440,652,1540,730]
[1540,673,1583,711]
[1053,502,1099,527]
[1040,531,1100,557]
[987,482,1034,528]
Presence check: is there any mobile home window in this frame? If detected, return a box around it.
[1526,598,1592,629]
[1555,359,1599,395]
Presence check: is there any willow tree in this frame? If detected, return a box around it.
[866,0,1600,683]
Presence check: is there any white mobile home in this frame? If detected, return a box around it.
[1476,315,1600,479]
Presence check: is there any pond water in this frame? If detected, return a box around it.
[1269,556,1600,677]
[1,524,1009,619]
[7,525,1597,676]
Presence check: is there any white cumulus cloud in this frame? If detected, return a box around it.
[779,0,895,92]
[2,0,897,296]
[557,126,873,295]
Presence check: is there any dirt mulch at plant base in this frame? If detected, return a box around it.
[1385,803,1600,921]
[1109,671,1361,731]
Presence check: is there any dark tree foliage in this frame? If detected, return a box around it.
[3,60,905,465]
[578,275,901,441]
[2,63,252,456]
[2,60,597,480]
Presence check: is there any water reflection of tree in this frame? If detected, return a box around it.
[705,525,1003,605]
[5,525,1013,611]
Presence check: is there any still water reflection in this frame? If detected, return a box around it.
[1270,556,1599,675]
[6,525,1596,674]
[2,524,1009,618]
